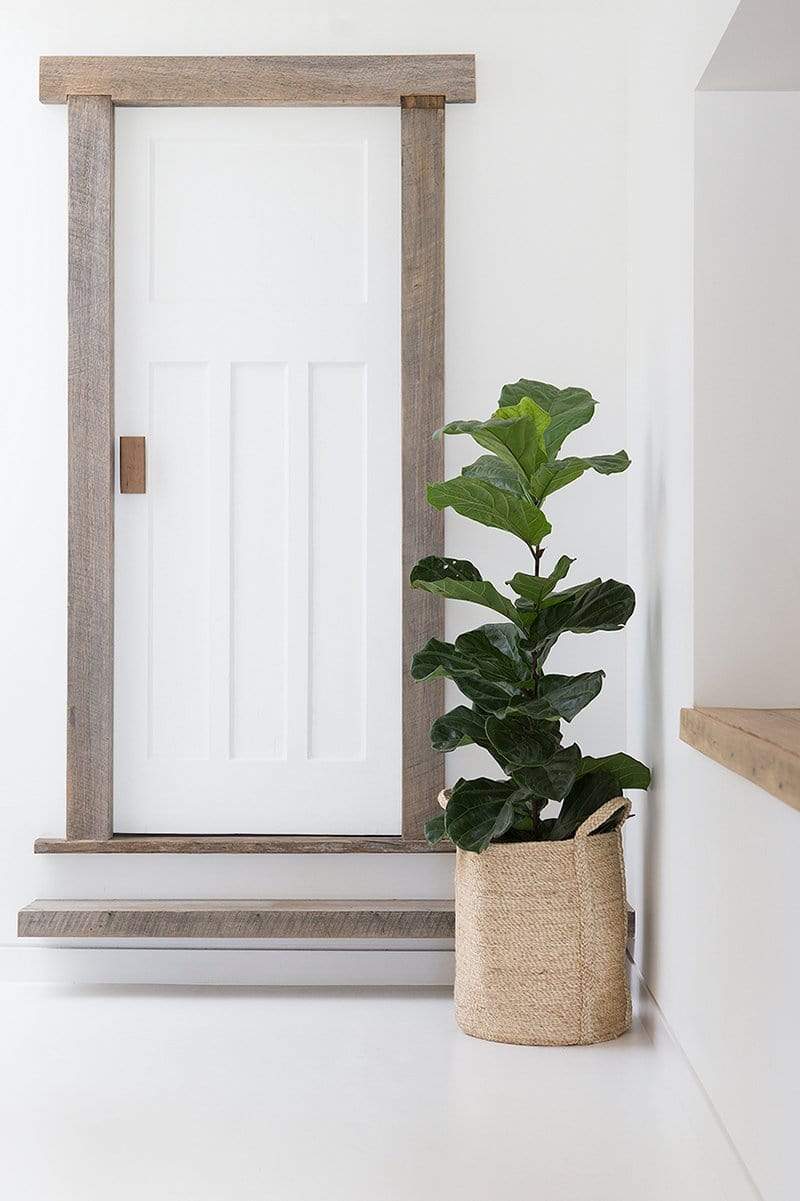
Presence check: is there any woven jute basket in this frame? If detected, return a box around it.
[445,793,632,1047]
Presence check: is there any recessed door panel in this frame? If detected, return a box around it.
[114,107,401,833]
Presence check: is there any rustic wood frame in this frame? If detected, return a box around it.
[35,55,476,866]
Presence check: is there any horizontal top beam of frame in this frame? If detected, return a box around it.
[39,55,476,106]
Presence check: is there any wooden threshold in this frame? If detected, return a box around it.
[680,707,800,813]
[34,834,453,854]
[18,899,635,949]
[18,899,456,940]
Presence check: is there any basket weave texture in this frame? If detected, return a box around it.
[452,796,631,1046]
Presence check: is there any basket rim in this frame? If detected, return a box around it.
[455,829,623,857]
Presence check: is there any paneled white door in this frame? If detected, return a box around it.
[114,108,401,833]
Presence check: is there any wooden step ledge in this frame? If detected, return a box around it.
[34,835,452,855]
[680,707,800,812]
[18,900,636,950]
[18,899,456,940]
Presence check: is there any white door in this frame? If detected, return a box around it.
[114,107,401,834]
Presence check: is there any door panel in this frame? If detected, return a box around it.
[114,107,401,833]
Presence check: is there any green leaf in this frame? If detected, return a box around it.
[438,397,551,481]
[511,812,535,833]
[529,460,585,500]
[484,712,562,767]
[427,477,551,547]
[497,380,596,456]
[453,624,532,687]
[430,706,488,752]
[410,555,482,585]
[410,555,523,626]
[462,455,527,498]
[531,451,630,502]
[498,379,560,407]
[424,811,448,845]
[541,390,597,456]
[451,674,522,714]
[529,578,635,659]
[411,575,523,628]
[515,671,605,722]
[511,743,582,801]
[411,638,474,682]
[508,555,575,607]
[444,777,518,852]
[487,397,551,476]
[548,770,620,841]
[577,752,651,790]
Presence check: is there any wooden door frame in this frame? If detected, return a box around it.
[36,55,476,857]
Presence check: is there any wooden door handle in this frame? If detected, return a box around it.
[120,436,146,493]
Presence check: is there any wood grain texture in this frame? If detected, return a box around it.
[18,898,633,947]
[34,835,453,854]
[401,95,445,109]
[18,899,456,940]
[67,96,115,840]
[119,436,145,493]
[680,707,800,813]
[40,56,476,107]
[401,97,446,839]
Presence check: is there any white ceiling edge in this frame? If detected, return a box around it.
[699,0,800,90]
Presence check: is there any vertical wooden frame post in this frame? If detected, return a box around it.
[66,95,115,839]
[401,95,446,838]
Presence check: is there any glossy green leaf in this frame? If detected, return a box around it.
[427,477,551,548]
[508,555,575,606]
[531,450,631,502]
[516,671,605,722]
[530,578,635,659]
[410,555,482,585]
[438,397,550,481]
[484,712,562,767]
[451,674,522,714]
[547,770,620,841]
[453,624,532,687]
[498,379,560,408]
[511,743,582,801]
[497,380,596,456]
[461,454,528,498]
[411,575,523,627]
[430,706,488,752]
[410,555,523,625]
[541,390,597,456]
[424,811,447,845]
[411,638,474,682]
[444,778,518,853]
[577,752,651,790]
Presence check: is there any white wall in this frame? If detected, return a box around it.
[0,0,628,981]
[626,3,800,1199]
[694,89,800,706]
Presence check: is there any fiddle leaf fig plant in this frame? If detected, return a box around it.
[411,379,650,853]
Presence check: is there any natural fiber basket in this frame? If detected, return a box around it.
[450,795,631,1046]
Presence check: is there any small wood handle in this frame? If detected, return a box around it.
[120,436,146,493]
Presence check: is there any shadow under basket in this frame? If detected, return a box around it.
[451,796,632,1046]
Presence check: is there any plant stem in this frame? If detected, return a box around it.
[532,544,545,577]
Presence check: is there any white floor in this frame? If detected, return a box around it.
[0,979,758,1201]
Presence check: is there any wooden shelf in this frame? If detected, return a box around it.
[34,835,453,855]
[18,899,456,940]
[680,707,800,812]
